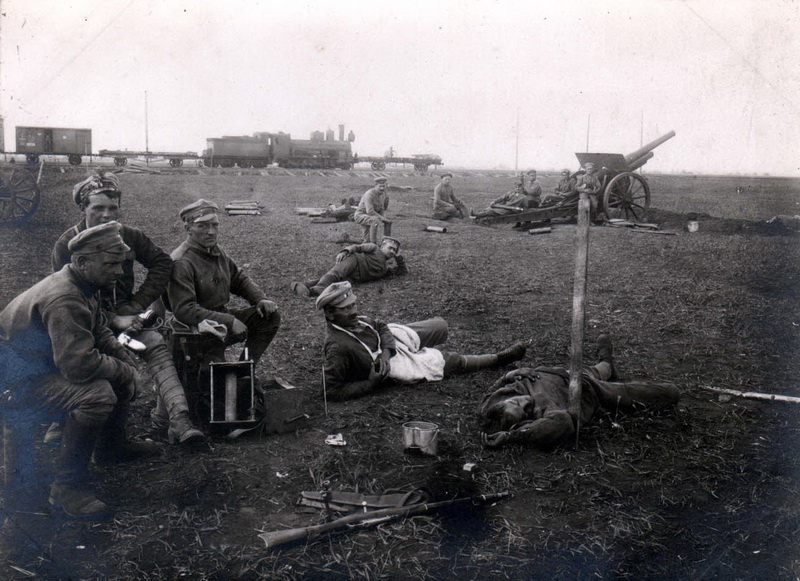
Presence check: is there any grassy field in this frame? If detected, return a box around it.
[0,166,798,579]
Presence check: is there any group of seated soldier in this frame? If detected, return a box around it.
[0,170,678,521]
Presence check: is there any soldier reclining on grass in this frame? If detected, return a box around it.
[479,334,680,448]
[317,281,527,401]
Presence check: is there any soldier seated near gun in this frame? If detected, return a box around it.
[291,236,406,298]
[540,169,577,207]
[432,173,469,220]
[479,334,680,449]
[471,179,539,219]
[317,282,527,401]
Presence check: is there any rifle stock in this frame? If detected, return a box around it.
[259,491,510,549]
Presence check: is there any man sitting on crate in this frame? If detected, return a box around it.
[353,177,392,244]
[290,236,407,298]
[167,199,281,373]
[317,282,527,401]
[479,334,680,449]
[51,172,203,446]
[0,223,160,519]
[471,179,539,219]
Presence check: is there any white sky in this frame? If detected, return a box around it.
[1,0,798,175]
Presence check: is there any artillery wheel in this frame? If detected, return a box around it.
[0,168,41,223]
[603,172,650,222]
[68,154,82,166]
[114,157,128,167]
[26,154,40,165]
[371,162,380,170]
[169,158,183,168]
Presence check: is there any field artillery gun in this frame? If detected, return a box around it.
[478,131,675,226]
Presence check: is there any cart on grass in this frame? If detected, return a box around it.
[477,131,675,226]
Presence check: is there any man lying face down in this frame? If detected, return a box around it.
[479,334,680,448]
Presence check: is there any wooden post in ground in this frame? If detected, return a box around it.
[567,191,591,447]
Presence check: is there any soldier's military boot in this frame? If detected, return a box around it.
[93,402,161,464]
[596,334,618,381]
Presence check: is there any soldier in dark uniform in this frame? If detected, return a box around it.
[479,335,680,449]
[0,222,160,519]
[291,236,406,297]
[317,282,527,401]
[168,199,281,367]
[52,172,203,445]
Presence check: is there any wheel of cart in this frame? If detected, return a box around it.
[602,172,650,222]
[413,163,429,173]
[169,158,184,168]
[114,157,128,167]
[68,154,82,166]
[25,154,40,165]
[0,168,41,223]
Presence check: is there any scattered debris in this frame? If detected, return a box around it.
[528,227,552,235]
[325,433,347,446]
[425,225,447,233]
[701,385,800,404]
[225,200,263,215]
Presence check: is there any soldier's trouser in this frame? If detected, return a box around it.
[433,205,464,221]
[353,213,384,244]
[2,375,116,489]
[400,318,479,376]
[308,257,359,296]
[207,306,281,366]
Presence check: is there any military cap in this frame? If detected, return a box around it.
[68,221,130,255]
[72,172,122,206]
[374,177,388,184]
[381,236,401,251]
[561,168,571,175]
[526,170,537,176]
[316,281,357,311]
[179,199,220,223]
[584,162,596,169]
[440,172,453,179]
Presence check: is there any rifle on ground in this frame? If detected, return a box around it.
[258,491,510,549]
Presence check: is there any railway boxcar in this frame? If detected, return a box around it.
[202,136,271,168]
[15,126,92,165]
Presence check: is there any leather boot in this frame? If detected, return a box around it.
[146,344,204,445]
[309,273,339,297]
[596,334,618,381]
[50,417,108,520]
[460,354,500,372]
[496,342,528,366]
[93,402,161,464]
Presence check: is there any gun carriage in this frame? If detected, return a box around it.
[477,131,675,226]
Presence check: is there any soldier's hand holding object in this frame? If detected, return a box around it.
[198,319,228,340]
[231,318,248,336]
[256,299,278,317]
[111,314,144,333]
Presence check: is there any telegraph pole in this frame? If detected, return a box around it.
[144,90,149,166]
[514,106,520,176]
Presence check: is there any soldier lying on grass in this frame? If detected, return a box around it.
[479,334,680,448]
[317,281,527,401]
[291,236,406,298]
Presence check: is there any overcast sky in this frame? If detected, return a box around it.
[1,0,798,175]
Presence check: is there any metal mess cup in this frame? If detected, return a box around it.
[402,421,439,456]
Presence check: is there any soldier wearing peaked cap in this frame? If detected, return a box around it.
[317,282,528,401]
[52,173,204,447]
[354,177,392,244]
[432,172,468,221]
[541,169,577,207]
[575,162,604,222]
[524,169,542,205]
[1,222,161,520]
[291,236,407,298]
[471,178,540,219]
[168,198,281,371]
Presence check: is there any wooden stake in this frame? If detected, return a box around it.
[701,385,800,404]
[567,191,591,447]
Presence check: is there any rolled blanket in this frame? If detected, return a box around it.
[386,323,446,382]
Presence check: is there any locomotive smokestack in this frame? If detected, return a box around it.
[339,124,345,142]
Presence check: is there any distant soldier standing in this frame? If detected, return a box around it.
[354,177,392,244]
[432,173,468,220]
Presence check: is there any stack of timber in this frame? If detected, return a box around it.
[225,200,263,215]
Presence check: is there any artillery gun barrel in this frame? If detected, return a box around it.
[626,151,654,172]
[623,130,675,165]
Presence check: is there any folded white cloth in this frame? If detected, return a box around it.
[387,323,445,382]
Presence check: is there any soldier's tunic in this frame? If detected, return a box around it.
[525,179,543,205]
[353,187,390,243]
[52,220,172,314]
[575,173,603,217]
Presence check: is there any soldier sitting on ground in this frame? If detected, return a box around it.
[432,173,469,220]
[291,236,407,298]
[479,334,680,449]
[471,179,539,219]
[317,281,527,401]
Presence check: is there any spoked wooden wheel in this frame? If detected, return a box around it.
[0,168,41,223]
[602,172,650,222]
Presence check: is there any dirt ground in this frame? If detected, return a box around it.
[0,165,798,580]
